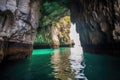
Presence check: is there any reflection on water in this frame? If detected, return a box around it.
[51,47,87,80]
[0,47,87,80]
[0,48,120,80]
[70,47,87,80]
[69,22,87,80]
[51,48,72,80]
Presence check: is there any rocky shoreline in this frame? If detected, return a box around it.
[0,41,33,62]
[33,43,74,49]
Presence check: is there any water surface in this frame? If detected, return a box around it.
[0,48,120,80]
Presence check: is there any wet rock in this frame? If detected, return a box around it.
[6,42,33,60]
[0,50,4,62]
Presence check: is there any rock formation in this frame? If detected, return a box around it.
[69,0,120,53]
[34,1,72,48]
[34,16,71,48]
[51,16,71,48]
[0,0,40,61]
[0,0,120,62]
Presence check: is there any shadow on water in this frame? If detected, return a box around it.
[84,52,120,80]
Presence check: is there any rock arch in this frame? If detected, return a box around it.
[0,0,120,62]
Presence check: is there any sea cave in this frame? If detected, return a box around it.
[0,0,120,80]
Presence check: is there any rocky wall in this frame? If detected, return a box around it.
[0,0,40,62]
[69,0,120,53]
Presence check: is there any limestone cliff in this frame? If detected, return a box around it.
[69,0,120,53]
[51,16,71,48]
[0,0,40,62]
[34,1,71,48]
[0,0,120,62]
[34,16,71,48]
[35,0,120,52]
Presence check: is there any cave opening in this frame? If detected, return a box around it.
[34,1,76,49]
[0,0,120,80]
[34,0,120,54]
[0,0,119,62]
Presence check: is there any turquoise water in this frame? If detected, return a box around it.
[0,48,120,80]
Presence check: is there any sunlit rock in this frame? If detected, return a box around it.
[51,25,60,48]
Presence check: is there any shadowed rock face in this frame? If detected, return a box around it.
[0,0,40,61]
[69,0,120,53]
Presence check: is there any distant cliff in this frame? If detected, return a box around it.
[34,16,71,48]
[34,2,72,48]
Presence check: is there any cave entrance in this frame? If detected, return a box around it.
[34,1,74,48]
[34,0,119,52]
